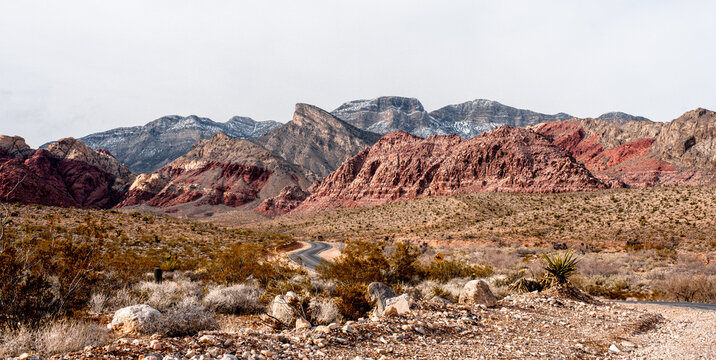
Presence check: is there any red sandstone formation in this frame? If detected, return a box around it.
[117,133,315,210]
[0,136,124,208]
[294,127,606,213]
[534,109,716,187]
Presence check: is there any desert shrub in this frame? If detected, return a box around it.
[423,259,493,283]
[509,278,546,294]
[212,243,295,286]
[542,251,579,285]
[385,242,422,284]
[0,320,108,357]
[161,298,218,337]
[655,274,716,302]
[334,283,371,320]
[88,292,109,315]
[317,241,389,284]
[36,320,109,355]
[203,284,263,315]
[0,246,56,328]
[308,298,342,325]
[134,280,202,312]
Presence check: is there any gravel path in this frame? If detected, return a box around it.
[624,303,716,359]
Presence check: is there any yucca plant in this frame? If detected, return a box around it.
[541,251,580,285]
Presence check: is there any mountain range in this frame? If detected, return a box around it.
[3,97,714,219]
[71,115,282,174]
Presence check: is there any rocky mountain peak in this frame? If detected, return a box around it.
[255,104,381,178]
[0,135,33,158]
[596,112,650,124]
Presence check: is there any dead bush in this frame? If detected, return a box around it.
[655,274,716,302]
[134,280,203,312]
[161,298,218,337]
[308,298,342,325]
[203,284,263,315]
[0,320,108,357]
[212,243,297,286]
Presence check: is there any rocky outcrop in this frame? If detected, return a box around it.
[534,109,716,187]
[255,185,310,216]
[332,97,574,138]
[367,282,397,317]
[0,135,33,158]
[255,104,382,178]
[45,137,135,191]
[295,127,606,213]
[0,137,129,208]
[76,115,282,173]
[117,133,315,210]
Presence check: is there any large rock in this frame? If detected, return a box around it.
[383,293,414,316]
[367,282,397,316]
[458,280,497,307]
[268,291,300,326]
[108,304,162,334]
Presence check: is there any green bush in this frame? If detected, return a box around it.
[542,251,579,285]
[317,241,388,284]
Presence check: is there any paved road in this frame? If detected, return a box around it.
[617,301,716,311]
[288,241,332,270]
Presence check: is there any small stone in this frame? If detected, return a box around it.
[220,355,238,360]
[149,339,163,350]
[315,325,331,334]
[609,344,621,353]
[296,317,312,330]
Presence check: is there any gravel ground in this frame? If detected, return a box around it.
[624,303,716,360]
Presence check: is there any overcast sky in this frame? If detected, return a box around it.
[1,1,715,147]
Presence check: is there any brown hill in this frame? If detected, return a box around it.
[0,136,129,208]
[293,127,606,213]
[117,133,316,211]
[255,103,381,178]
[533,108,716,187]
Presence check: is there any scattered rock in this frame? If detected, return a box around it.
[295,317,312,330]
[383,294,414,316]
[458,280,497,307]
[367,282,397,315]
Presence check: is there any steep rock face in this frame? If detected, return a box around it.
[44,137,135,191]
[255,104,381,178]
[0,139,124,208]
[295,127,605,213]
[76,115,282,173]
[651,108,716,172]
[255,185,310,216]
[332,97,573,138]
[117,133,315,209]
[534,110,716,187]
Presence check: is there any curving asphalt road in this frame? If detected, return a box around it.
[288,241,332,270]
[617,301,716,311]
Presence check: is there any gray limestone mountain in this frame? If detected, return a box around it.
[254,103,382,178]
[72,115,282,174]
[332,97,574,138]
[596,112,650,124]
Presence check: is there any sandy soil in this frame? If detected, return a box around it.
[625,303,716,359]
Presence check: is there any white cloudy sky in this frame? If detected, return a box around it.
[1,0,715,147]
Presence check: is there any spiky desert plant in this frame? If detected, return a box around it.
[541,251,579,285]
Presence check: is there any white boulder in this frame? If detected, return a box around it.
[108,304,162,334]
[458,280,497,307]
